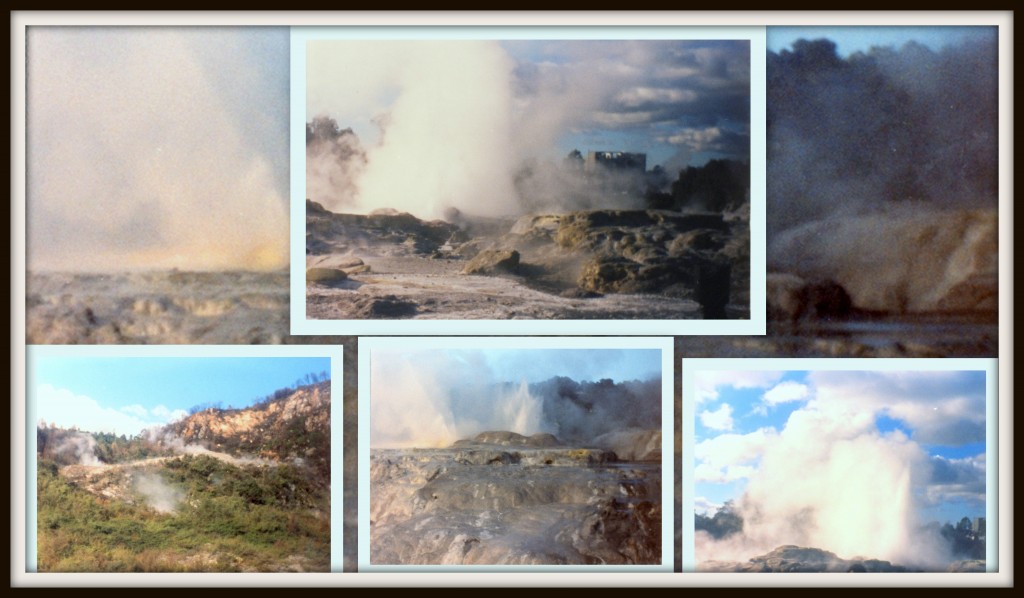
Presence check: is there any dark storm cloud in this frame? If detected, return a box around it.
[506,40,750,151]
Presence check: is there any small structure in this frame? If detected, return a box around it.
[584,151,647,175]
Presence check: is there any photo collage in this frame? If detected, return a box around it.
[10,12,1010,588]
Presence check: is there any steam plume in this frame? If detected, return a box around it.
[370,350,660,448]
[27,27,290,272]
[307,40,751,220]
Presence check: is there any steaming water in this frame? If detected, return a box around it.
[768,207,997,314]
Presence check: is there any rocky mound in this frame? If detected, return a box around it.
[700,545,910,572]
[164,381,331,479]
[306,200,466,257]
[590,428,662,462]
[452,431,561,448]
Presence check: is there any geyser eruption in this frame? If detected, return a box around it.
[27,27,290,272]
[722,409,929,565]
[370,353,551,448]
[370,349,662,449]
[306,41,520,220]
[696,369,987,571]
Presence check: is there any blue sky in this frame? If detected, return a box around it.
[33,356,330,436]
[694,369,987,526]
[768,26,997,58]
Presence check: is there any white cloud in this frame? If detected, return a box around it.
[762,380,810,406]
[923,454,986,507]
[614,87,697,108]
[664,126,721,148]
[700,403,734,431]
[808,370,986,445]
[695,427,777,482]
[694,496,723,516]
[693,370,785,405]
[120,404,149,418]
[36,384,160,437]
[151,404,187,422]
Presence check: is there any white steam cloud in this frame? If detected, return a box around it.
[27,27,290,272]
[53,430,102,466]
[133,471,185,514]
[307,41,519,220]
[370,351,551,448]
[696,370,987,569]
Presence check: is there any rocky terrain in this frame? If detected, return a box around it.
[699,545,986,573]
[370,431,662,565]
[164,380,331,479]
[305,200,749,320]
[26,269,290,344]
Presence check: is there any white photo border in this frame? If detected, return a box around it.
[289,26,767,336]
[680,357,1002,584]
[357,336,676,572]
[15,344,345,585]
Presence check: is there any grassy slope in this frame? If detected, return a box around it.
[37,455,330,572]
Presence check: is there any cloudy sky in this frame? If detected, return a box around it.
[33,356,330,436]
[694,369,987,527]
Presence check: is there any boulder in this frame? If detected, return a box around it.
[462,249,520,275]
[305,268,348,284]
[767,273,852,322]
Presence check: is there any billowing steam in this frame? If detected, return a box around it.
[133,471,184,514]
[307,41,519,220]
[141,426,271,466]
[766,33,998,313]
[307,40,751,220]
[53,430,101,466]
[696,369,986,570]
[27,27,290,272]
[370,349,661,448]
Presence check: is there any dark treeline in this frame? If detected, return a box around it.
[645,159,750,213]
[696,503,987,561]
[767,35,998,236]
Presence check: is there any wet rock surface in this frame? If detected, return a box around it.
[370,432,662,565]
